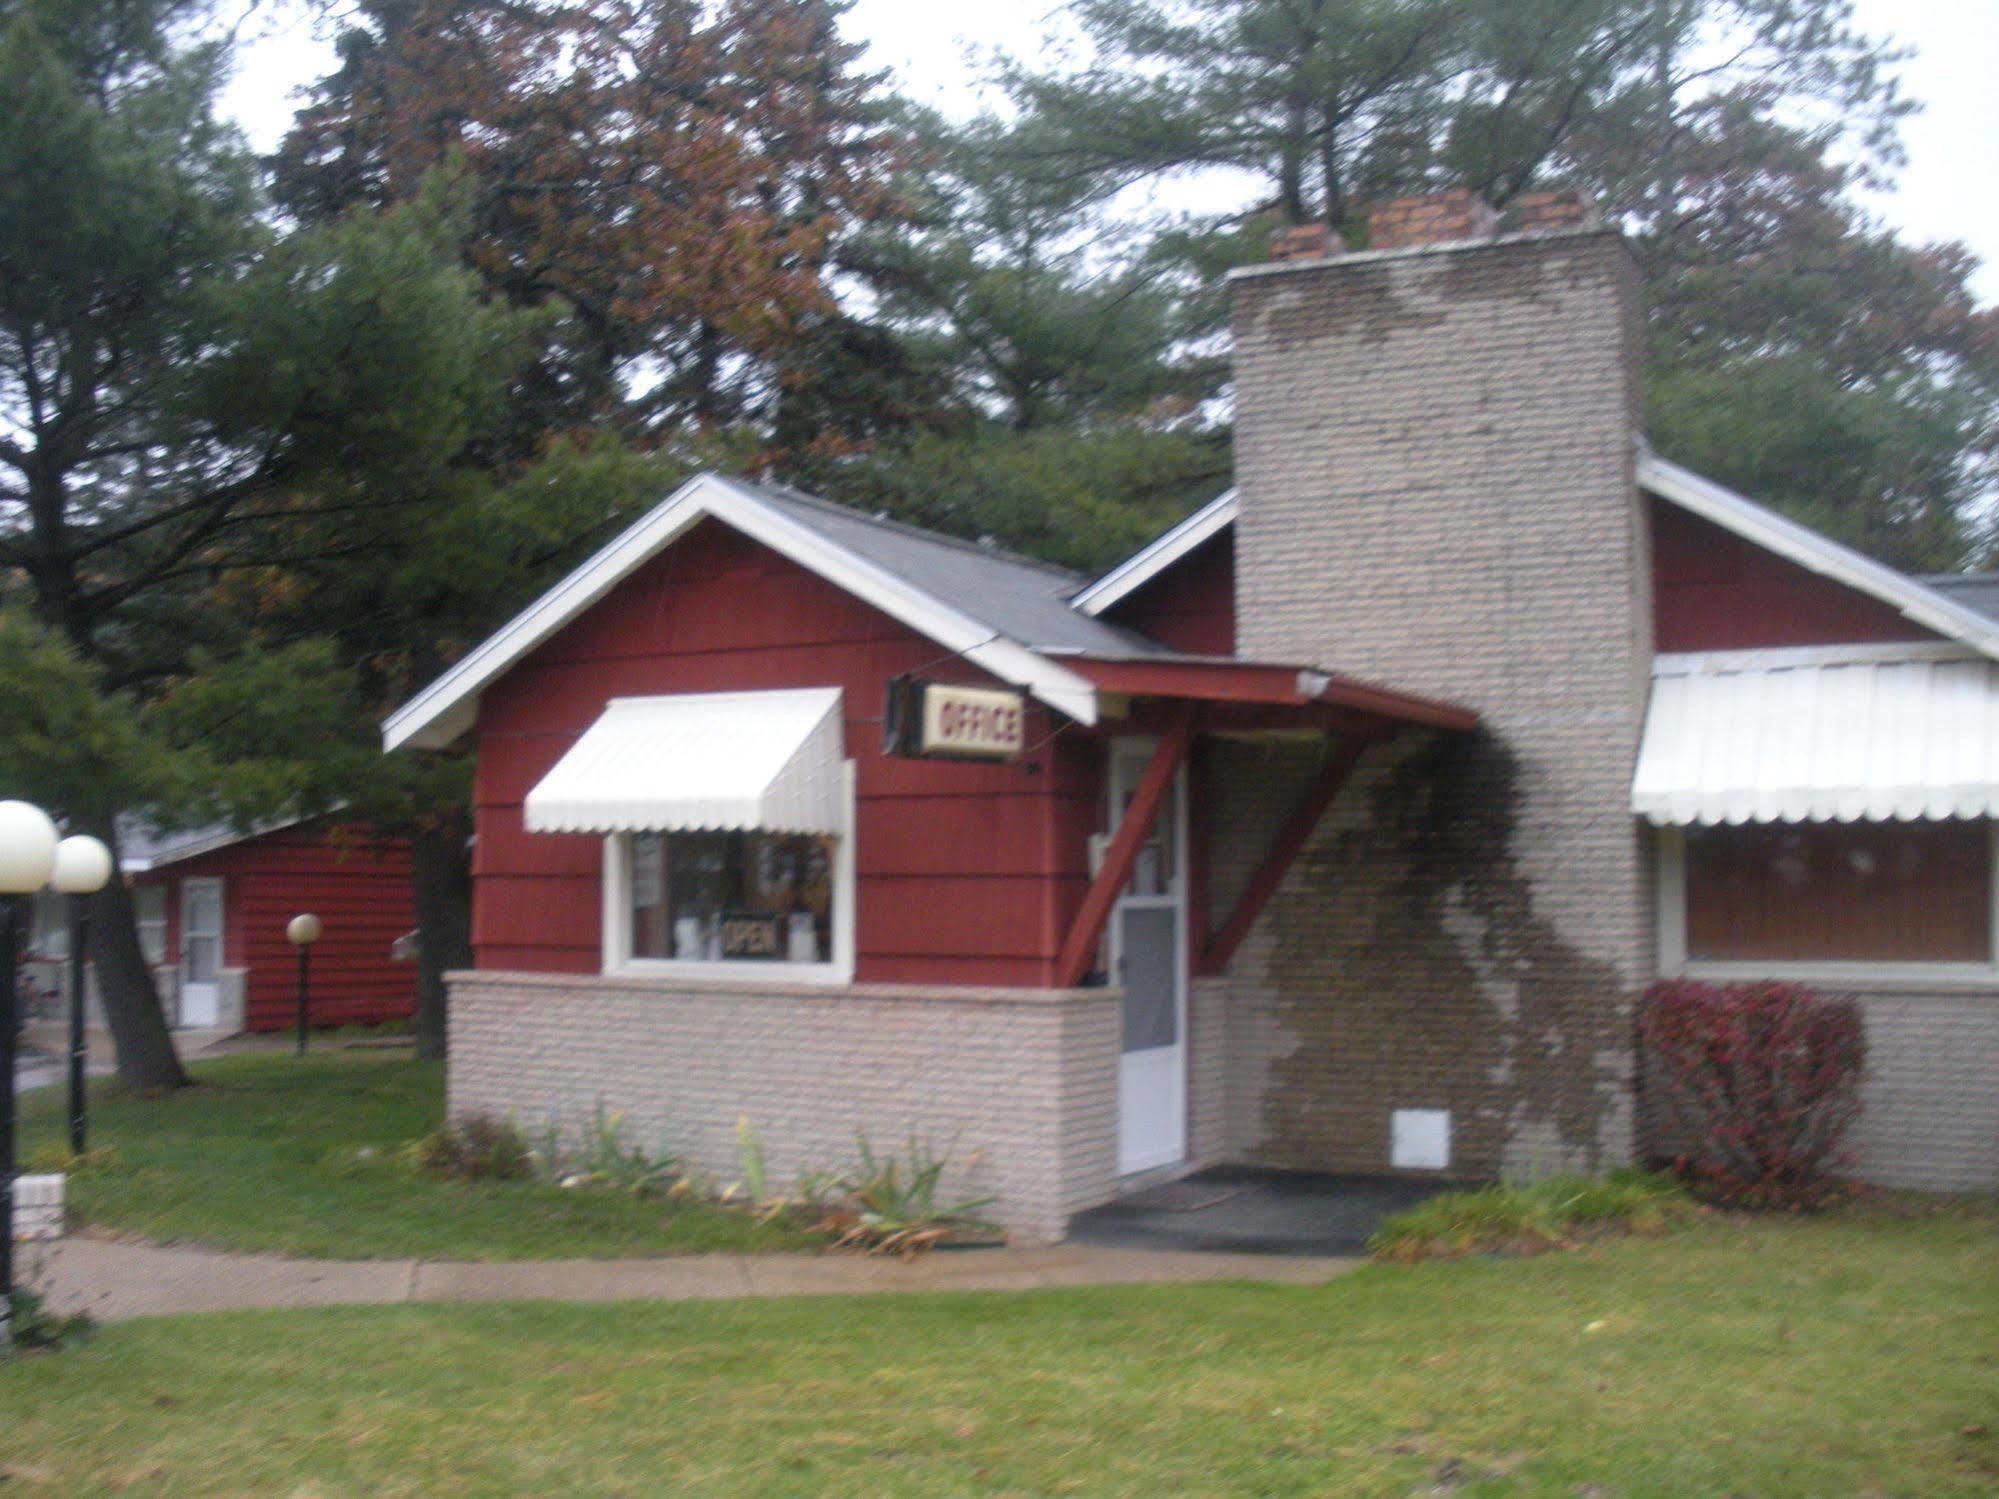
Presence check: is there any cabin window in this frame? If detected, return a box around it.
[599,760,856,986]
[134,885,168,966]
[626,830,837,966]
[1669,819,1994,970]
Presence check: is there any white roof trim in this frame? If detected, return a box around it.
[383,473,1100,751]
[1637,449,1999,662]
[524,688,846,835]
[1655,641,1982,676]
[1073,490,1237,616]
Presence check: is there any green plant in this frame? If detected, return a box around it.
[4,1286,92,1355]
[566,1103,682,1196]
[819,1134,997,1256]
[1369,1170,1692,1262]
[411,1114,534,1182]
[734,1116,768,1204]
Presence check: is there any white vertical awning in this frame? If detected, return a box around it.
[523,688,846,835]
[1633,646,1999,825]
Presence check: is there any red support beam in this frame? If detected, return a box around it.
[1198,731,1378,975]
[1055,704,1196,988]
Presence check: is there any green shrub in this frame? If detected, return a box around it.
[411,1114,533,1182]
[817,1134,997,1256]
[4,1286,91,1355]
[1369,1170,1691,1261]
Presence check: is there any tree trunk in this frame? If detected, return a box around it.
[85,820,188,1090]
[409,808,472,1062]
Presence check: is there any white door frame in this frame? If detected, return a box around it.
[179,876,224,1029]
[1108,737,1190,1177]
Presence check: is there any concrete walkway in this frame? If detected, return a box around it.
[28,1234,1357,1323]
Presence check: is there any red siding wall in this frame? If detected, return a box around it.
[471,519,1102,986]
[137,826,417,1031]
[1650,495,1941,651]
[1103,532,1237,656]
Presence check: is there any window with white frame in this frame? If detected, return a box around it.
[625,829,837,965]
[1661,819,1997,975]
[599,761,857,985]
[134,884,168,966]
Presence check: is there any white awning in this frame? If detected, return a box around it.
[1633,645,1999,826]
[524,688,846,835]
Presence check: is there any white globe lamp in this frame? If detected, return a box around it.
[0,800,59,894]
[50,835,113,895]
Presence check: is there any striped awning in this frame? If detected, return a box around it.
[1633,646,1999,826]
[524,688,845,835]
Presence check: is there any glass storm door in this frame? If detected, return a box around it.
[1108,739,1188,1176]
[179,877,224,1027]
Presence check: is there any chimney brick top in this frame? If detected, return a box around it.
[1367,190,1498,251]
[1507,190,1601,235]
[1269,223,1337,264]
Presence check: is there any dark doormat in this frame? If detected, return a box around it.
[1067,1165,1456,1257]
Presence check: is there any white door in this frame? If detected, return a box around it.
[1108,740,1188,1176]
[179,878,224,1028]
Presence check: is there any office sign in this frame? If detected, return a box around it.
[884,677,1026,761]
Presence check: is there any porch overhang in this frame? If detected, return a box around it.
[1056,653,1479,734]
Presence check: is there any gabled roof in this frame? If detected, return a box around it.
[117,813,311,873]
[1074,453,1999,664]
[1635,451,1999,661]
[385,473,1171,751]
[1072,490,1237,616]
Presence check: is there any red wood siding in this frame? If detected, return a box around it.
[470,519,1101,986]
[1650,494,1941,652]
[133,826,417,1030]
[1102,531,1237,656]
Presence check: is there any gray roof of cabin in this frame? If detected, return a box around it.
[115,814,307,870]
[715,477,1170,660]
[1923,573,1999,624]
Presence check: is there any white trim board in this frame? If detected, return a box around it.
[1073,490,1237,617]
[382,473,1100,751]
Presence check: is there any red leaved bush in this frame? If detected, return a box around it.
[1639,979,1866,1209]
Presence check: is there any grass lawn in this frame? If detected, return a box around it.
[5,1202,1998,1495]
[15,1049,816,1260]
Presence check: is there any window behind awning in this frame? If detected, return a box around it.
[523,688,846,835]
[1633,648,1999,826]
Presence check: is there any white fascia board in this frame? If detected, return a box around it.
[1072,490,1238,616]
[383,473,1099,752]
[1654,640,1981,676]
[1638,450,1999,662]
[383,474,718,751]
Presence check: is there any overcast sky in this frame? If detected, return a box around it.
[220,0,1998,303]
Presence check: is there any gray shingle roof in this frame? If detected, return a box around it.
[1922,573,1999,624]
[717,477,1170,660]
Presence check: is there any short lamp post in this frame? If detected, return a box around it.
[51,836,112,1157]
[0,799,61,1347]
[287,913,322,1057]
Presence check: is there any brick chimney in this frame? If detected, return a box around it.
[1366,189,1499,250]
[1269,224,1336,264]
[1507,189,1600,236]
[1224,184,1652,1182]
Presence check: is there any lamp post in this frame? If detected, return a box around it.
[50,836,112,1157]
[0,800,60,1348]
[287,913,322,1057]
